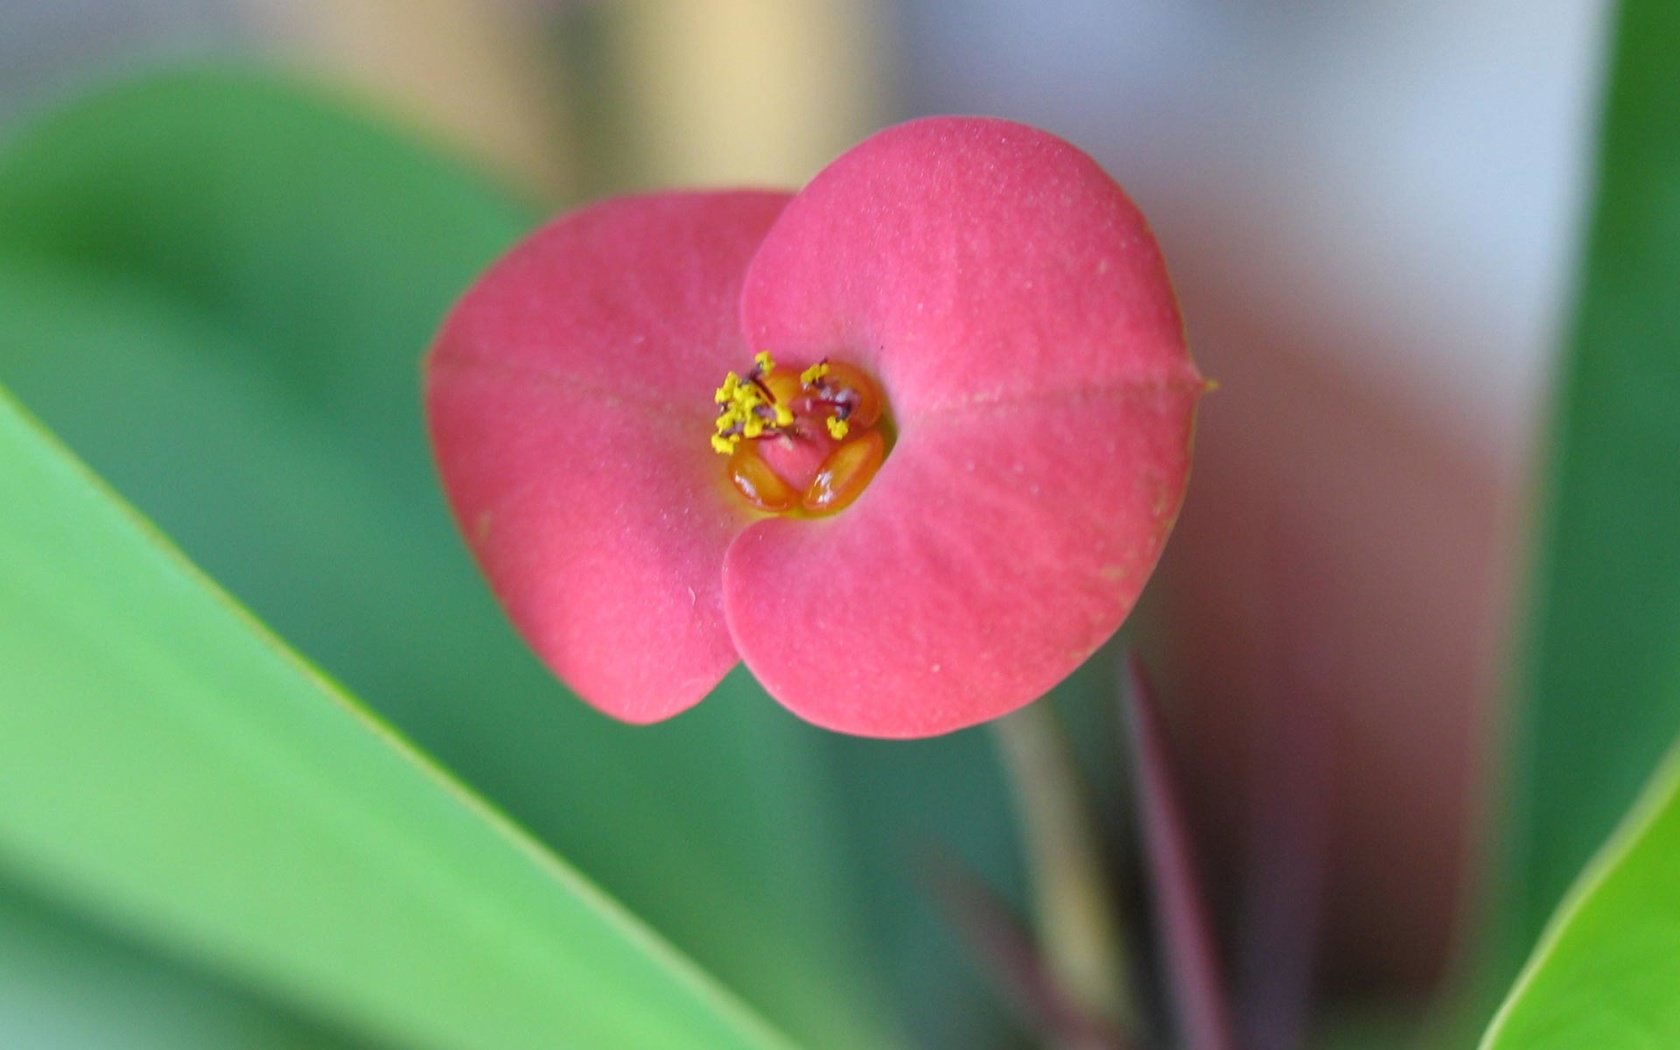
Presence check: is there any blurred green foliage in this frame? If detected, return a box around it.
[1482,0,1680,1041]
[0,385,786,1049]
[1505,0,1680,957]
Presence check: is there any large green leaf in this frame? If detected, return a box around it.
[1482,739,1680,1047]
[0,882,363,1050]
[0,69,900,1047]
[1505,0,1680,953]
[0,387,788,1049]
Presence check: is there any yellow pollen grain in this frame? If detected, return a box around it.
[800,362,830,385]
[714,371,740,403]
[826,416,850,440]
[714,353,815,455]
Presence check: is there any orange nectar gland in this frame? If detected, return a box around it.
[712,352,888,515]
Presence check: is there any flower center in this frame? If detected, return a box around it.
[711,351,889,516]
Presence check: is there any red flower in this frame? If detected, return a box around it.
[426,117,1203,738]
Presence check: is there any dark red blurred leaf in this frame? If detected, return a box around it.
[1122,656,1237,1050]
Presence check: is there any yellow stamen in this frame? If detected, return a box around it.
[714,371,739,404]
[710,353,890,517]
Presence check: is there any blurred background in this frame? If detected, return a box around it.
[0,0,1610,1045]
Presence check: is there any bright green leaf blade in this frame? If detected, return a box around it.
[0,386,789,1050]
[0,882,363,1050]
[1482,738,1680,1048]
[0,68,899,1047]
[1506,0,1680,952]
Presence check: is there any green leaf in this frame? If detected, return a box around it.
[1505,0,1680,954]
[0,883,361,1050]
[0,68,900,1047]
[1482,738,1680,1048]
[0,386,789,1049]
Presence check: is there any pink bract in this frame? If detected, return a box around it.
[426,116,1202,738]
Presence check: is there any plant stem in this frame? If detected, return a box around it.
[993,701,1132,1036]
